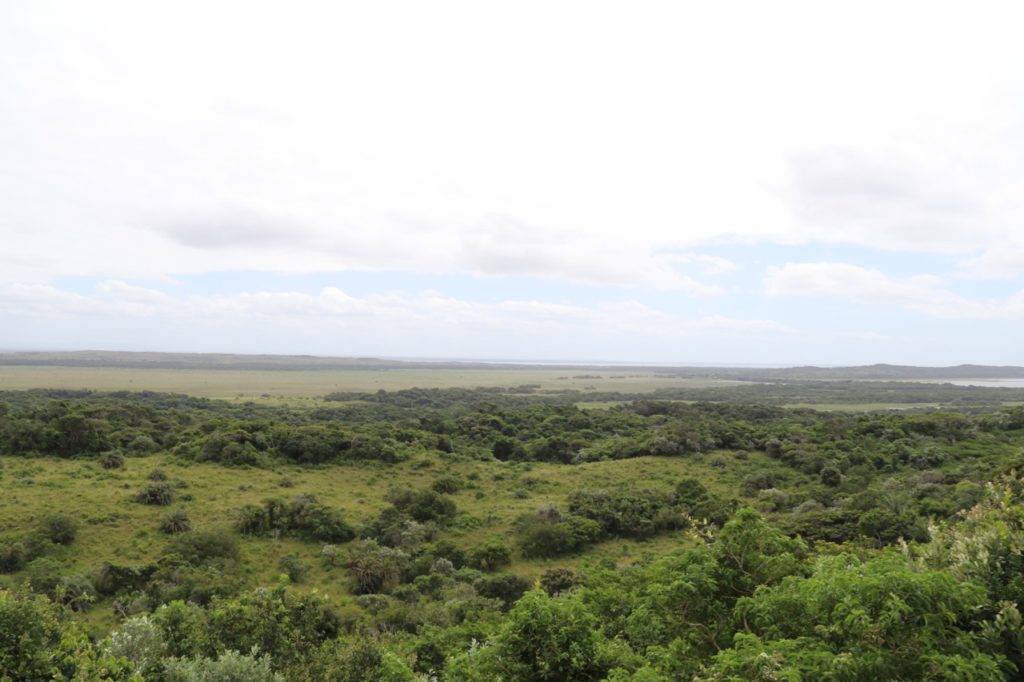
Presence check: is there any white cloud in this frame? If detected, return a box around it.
[0,281,786,359]
[765,262,1024,319]
[959,249,1024,279]
[3,1,1024,290]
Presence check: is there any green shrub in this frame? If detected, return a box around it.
[93,561,154,596]
[39,514,78,545]
[0,543,26,573]
[466,542,512,571]
[126,434,160,455]
[99,450,126,469]
[387,489,456,523]
[162,647,283,682]
[819,465,842,487]
[540,567,580,596]
[431,475,463,494]
[55,574,96,612]
[137,482,176,505]
[474,574,532,610]
[345,541,409,594]
[517,508,603,558]
[279,554,310,583]
[236,496,355,543]
[164,530,240,565]
[160,509,192,534]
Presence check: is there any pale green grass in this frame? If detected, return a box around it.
[0,449,783,635]
[783,402,941,412]
[0,365,736,400]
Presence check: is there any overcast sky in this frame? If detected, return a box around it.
[2,1,1024,364]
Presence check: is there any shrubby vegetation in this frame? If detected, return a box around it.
[4,387,1024,678]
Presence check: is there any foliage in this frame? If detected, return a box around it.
[162,647,283,682]
[160,508,193,534]
[235,495,355,542]
[136,481,177,505]
[39,513,78,545]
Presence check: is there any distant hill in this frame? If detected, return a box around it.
[1,351,1023,381]
[672,363,1024,381]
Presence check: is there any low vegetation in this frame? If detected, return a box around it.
[3,384,1024,679]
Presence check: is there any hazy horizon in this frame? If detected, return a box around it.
[4,2,1024,365]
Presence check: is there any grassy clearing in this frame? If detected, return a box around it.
[0,365,738,402]
[0,448,786,636]
[782,402,942,411]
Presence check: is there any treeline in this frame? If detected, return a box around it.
[328,380,1024,407]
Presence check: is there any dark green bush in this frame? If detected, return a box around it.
[473,573,531,610]
[540,567,580,596]
[160,509,192,534]
[236,496,355,543]
[279,554,310,583]
[517,508,602,559]
[39,514,78,545]
[93,561,154,596]
[820,465,842,487]
[136,482,176,505]
[431,475,463,494]
[466,543,512,571]
[98,450,125,469]
[55,574,96,612]
[164,530,240,565]
[387,489,456,523]
[0,542,26,573]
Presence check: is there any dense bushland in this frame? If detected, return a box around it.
[3,388,1024,678]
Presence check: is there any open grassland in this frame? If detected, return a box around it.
[0,449,785,636]
[0,365,740,402]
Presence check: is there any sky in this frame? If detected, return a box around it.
[2,1,1024,365]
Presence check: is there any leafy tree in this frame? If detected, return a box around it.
[448,590,605,681]
[714,553,1006,680]
[162,647,283,682]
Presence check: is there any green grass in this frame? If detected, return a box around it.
[782,402,942,411]
[0,365,739,402]
[0,448,785,635]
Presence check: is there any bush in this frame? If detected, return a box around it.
[820,465,842,487]
[162,648,283,682]
[104,615,164,677]
[288,495,356,542]
[236,496,355,543]
[160,509,192,534]
[99,450,125,469]
[39,514,78,545]
[387,489,457,523]
[540,567,581,596]
[741,472,779,496]
[25,557,65,596]
[466,542,512,571]
[0,543,26,573]
[474,574,532,610]
[93,561,154,596]
[517,509,602,559]
[165,530,240,565]
[55,574,96,612]
[345,541,409,595]
[431,475,463,494]
[137,482,176,506]
[148,468,168,481]
[492,436,526,461]
[279,554,310,583]
[126,434,160,455]
[568,489,672,538]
